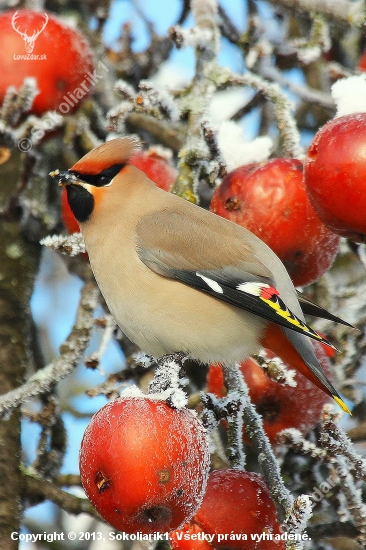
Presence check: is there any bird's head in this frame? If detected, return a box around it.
[50,137,140,224]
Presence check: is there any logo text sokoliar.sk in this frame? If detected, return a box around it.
[11,11,48,54]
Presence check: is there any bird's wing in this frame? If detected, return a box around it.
[136,208,336,350]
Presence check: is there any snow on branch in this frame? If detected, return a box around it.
[0,281,99,417]
[217,121,273,172]
[212,67,304,159]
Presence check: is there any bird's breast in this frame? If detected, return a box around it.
[81,220,266,365]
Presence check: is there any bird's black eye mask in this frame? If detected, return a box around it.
[69,163,126,187]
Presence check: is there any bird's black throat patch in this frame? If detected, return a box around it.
[66,184,94,223]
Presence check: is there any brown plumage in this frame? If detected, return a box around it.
[52,137,352,414]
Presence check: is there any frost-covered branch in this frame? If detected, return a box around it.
[223,365,291,510]
[321,420,366,482]
[261,66,335,111]
[335,457,366,546]
[1,78,39,126]
[252,351,297,387]
[279,412,366,545]
[147,352,188,409]
[126,111,184,152]
[109,79,183,146]
[222,365,309,549]
[212,68,304,158]
[267,0,365,26]
[40,233,86,256]
[0,281,98,416]
[170,0,222,201]
[278,428,327,461]
[136,81,180,122]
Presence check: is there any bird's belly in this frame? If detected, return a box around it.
[90,253,266,366]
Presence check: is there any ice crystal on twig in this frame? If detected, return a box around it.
[147,352,188,409]
[40,234,86,256]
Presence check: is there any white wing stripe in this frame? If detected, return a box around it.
[196,273,224,294]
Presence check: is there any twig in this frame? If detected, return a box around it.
[0,281,99,416]
[335,456,366,546]
[348,422,366,442]
[222,365,309,549]
[223,368,287,506]
[85,315,117,373]
[126,112,184,152]
[321,420,366,482]
[147,352,188,409]
[261,65,335,110]
[171,0,221,201]
[23,471,102,521]
[267,0,365,26]
[212,68,304,158]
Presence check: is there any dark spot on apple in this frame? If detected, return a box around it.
[56,79,67,90]
[225,196,241,211]
[296,164,303,172]
[294,250,303,258]
[95,470,111,493]
[139,506,172,525]
[114,509,121,514]
[158,469,171,484]
[256,398,280,422]
[176,488,184,497]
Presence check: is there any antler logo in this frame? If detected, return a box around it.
[11,11,49,54]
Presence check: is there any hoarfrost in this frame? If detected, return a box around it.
[40,233,85,256]
[120,385,145,398]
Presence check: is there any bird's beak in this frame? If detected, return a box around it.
[49,169,85,187]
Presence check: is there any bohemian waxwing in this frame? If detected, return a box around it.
[51,137,352,414]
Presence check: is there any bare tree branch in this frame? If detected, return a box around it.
[0,280,99,417]
[23,471,102,521]
[267,0,365,26]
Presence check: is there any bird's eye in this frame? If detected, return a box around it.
[70,163,126,187]
[97,175,110,185]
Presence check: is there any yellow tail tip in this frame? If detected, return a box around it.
[333,395,352,415]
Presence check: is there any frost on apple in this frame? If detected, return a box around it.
[79,397,210,534]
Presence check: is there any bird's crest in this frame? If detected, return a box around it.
[70,137,141,175]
